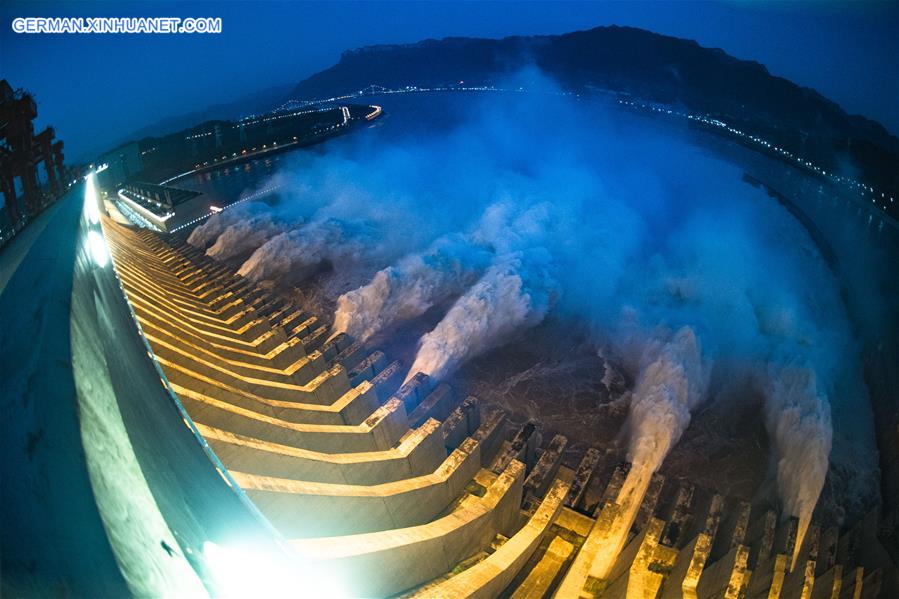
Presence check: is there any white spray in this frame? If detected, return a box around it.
[206,213,286,261]
[187,201,270,249]
[762,365,832,568]
[591,326,707,579]
[198,77,876,551]
[237,219,370,283]
[404,249,557,383]
[331,201,551,343]
[331,234,492,341]
[626,326,707,474]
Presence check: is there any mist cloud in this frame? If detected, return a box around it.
[187,201,271,250]
[405,248,557,382]
[200,69,878,537]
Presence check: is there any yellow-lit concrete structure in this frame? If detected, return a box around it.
[100,217,887,598]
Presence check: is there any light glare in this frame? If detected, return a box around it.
[87,230,109,267]
[202,541,345,599]
[84,174,101,225]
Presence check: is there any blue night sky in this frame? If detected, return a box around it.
[2,1,896,162]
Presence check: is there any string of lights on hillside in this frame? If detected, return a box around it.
[275,84,895,222]
[132,86,894,238]
[617,98,895,218]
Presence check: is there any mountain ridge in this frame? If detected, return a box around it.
[291,25,898,193]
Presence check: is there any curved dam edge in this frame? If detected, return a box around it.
[0,180,289,595]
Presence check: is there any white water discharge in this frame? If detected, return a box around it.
[332,233,490,341]
[201,71,878,545]
[187,201,270,249]
[237,219,372,283]
[405,249,556,382]
[330,201,544,342]
[763,365,832,567]
[626,326,707,477]
[590,326,707,578]
[206,213,286,261]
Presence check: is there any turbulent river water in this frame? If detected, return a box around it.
[174,90,898,532]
